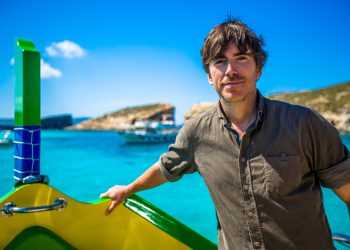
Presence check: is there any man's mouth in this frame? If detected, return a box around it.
[222,80,244,87]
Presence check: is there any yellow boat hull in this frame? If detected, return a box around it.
[0,184,216,250]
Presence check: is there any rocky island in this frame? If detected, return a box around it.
[0,114,74,130]
[67,103,175,131]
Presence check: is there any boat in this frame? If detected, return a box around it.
[0,130,13,146]
[0,39,216,250]
[119,119,180,144]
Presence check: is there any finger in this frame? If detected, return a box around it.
[106,200,118,215]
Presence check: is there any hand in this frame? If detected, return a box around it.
[99,185,132,215]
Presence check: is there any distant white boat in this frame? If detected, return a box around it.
[0,130,13,146]
[119,120,180,144]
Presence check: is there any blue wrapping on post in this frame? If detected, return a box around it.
[13,126,41,181]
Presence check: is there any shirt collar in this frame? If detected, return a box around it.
[216,89,265,127]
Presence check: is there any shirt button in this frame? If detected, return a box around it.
[253,241,261,248]
[243,184,249,191]
[248,211,254,217]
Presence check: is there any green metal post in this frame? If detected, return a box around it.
[14,39,47,185]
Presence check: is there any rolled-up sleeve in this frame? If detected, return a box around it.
[303,109,350,189]
[159,119,198,182]
[318,156,350,188]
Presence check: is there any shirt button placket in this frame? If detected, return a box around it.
[241,156,250,200]
[244,153,265,250]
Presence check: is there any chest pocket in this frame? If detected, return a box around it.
[264,154,302,197]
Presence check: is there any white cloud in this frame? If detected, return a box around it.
[46,40,86,59]
[41,59,62,79]
[10,57,61,80]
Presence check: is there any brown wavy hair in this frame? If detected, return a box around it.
[201,18,267,73]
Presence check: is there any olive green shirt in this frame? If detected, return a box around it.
[159,91,350,250]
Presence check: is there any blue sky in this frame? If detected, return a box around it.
[0,0,349,122]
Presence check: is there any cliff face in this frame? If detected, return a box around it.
[67,103,175,131]
[184,102,216,121]
[185,82,350,133]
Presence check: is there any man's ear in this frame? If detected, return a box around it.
[256,70,261,81]
[207,74,214,85]
[256,68,262,81]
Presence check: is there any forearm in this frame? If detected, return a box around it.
[334,183,350,221]
[127,162,168,195]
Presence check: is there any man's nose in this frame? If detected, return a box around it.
[225,61,238,77]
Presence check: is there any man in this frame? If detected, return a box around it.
[100,19,350,250]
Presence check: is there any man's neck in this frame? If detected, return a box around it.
[220,91,257,135]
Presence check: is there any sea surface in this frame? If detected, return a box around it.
[1,131,350,248]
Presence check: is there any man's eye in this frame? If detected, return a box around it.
[236,56,248,61]
[213,59,227,65]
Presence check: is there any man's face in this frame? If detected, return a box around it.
[208,42,261,103]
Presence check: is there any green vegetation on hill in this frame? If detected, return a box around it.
[269,81,350,113]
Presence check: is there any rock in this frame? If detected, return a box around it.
[317,112,350,134]
[67,103,175,131]
[41,114,73,129]
[184,102,216,121]
[0,115,74,130]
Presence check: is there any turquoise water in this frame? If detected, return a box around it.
[1,131,350,249]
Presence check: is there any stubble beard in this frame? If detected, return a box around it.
[218,87,256,105]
